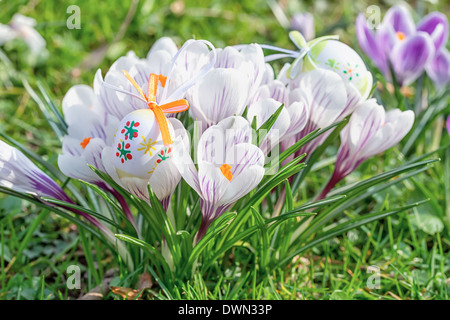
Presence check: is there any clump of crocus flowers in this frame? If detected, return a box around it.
[4,5,440,263]
[356,4,449,88]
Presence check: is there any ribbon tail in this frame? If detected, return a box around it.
[159,99,189,113]
[152,106,173,146]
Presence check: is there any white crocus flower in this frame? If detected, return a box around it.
[95,38,216,121]
[0,140,113,236]
[319,100,414,199]
[58,84,119,188]
[187,44,266,130]
[95,39,216,208]
[0,141,133,265]
[0,14,46,56]
[247,98,290,154]
[214,44,266,103]
[174,116,265,242]
[56,84,143,230]
[282,68,363,158]
[188,68,250,130]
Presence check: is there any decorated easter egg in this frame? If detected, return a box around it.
[303,40,373,99]
[111,109,175,179]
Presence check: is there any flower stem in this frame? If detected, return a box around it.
[110,189,139,233]
[194,218,212,245]
[316,171,342,201]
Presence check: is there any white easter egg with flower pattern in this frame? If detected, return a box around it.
[304,40,373,99]
[111,109,175,179]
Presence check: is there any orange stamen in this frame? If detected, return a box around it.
[80,137,92,149]
[396,32,406,41]
[220,164,233,181]
[122,72,189,146]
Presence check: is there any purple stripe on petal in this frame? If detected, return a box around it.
[27,169,72,202]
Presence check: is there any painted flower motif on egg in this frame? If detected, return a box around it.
[112,109,175,179]
[304,40,373,99]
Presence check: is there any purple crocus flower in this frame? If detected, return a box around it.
[356,5,447,86]
[318,100,414,199]
[426,47,450,89]
[290,12,315,42]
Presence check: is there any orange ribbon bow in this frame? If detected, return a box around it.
[122,70,189,146]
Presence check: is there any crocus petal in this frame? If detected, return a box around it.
[356,13,385,69]
[172,144,201,195]
[146,37,178,61]
[101,146,151,203]
[239,44,266,100]
[290,12,315,41]
[247,98,290,153]
[251,79,287,105]
[198,161,229,214]
[58,153,97,183]
[336,103,414,178]
[149,156,180,203]
[417,12,449,50]
[382,5,416,36]
[214,44,266,104]
[218,143,265,206]
[284,96,309,140]
[347,99,385,155]
[189,68,250,128]
[148,118,189,202]
[247,98,290,136]
[390,32,435,86]
[292,69,347,129]
[59,137,105,183]
[94,56,152,120]
[63,85,100,115]
[20,26,46,55]
[163,40,214,102]
[218,116,253,149]
[426,47,450,89]
[261,63,275,85]
[374,24,397,74]
[8,14,46,55]
[64,104,108,141]
[0,140,70,202]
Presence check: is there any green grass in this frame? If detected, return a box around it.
[1,0,450,300]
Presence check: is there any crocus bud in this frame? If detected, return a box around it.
[290,12,315,42]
